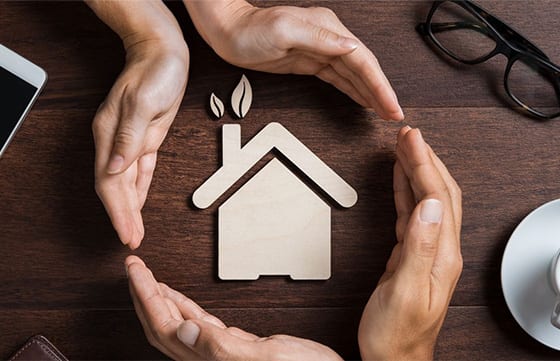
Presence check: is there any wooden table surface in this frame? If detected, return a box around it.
[1,1,560,360]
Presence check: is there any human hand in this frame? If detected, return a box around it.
[93,40,188,249]
[87,0,189,249]
[358,127,463,360]
[90,24,189,249]
[126,255,343,361]
[184,0,403,120]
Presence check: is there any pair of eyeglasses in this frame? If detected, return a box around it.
[417,0,560,120]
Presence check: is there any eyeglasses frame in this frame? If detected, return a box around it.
[417,0,560,120]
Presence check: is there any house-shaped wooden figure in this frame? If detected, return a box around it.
[193,122,358,280]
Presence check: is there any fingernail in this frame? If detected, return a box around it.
[339,37,359,50]
[396,106,404,121]
[107,155,124,174]
[177,320,200,347]
[420,199,443,224]
[403,125,412,131]
[391,112,404,122]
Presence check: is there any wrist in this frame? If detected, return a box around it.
[124,37,189,73]
[119,9,186,55]
[123,32,188,60]
[183,0,253,48]
[86,0,186,53]
[359,341,434,361]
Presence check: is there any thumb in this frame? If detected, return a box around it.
[106,105,152,174]
[286,19,359,55]
[177,320,259,361]
[396,199,443,284]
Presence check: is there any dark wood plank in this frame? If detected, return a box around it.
[1,1,560,359]
[435,306,560,360]
[1,1,558,111]
[0,308,361,360]
[0,307,558,360]
[1,107,559,310]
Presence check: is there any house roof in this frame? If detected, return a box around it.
[192,122,358,209]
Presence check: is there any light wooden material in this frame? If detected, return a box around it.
[230,74,252,118]
[219,158,331,280]
[193,123,358,208]
[209,92,224,119]
[193,122,358,280]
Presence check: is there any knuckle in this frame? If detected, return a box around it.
[93,177,117,199]
[442,252,463,279]
[314,27,334,43]
[414,236,437,257]
[426,187,449,204]
[369,79,387,99]
[125,87,151,108]
[268,9,288,29]
[454,184,463,200]
[139,160,155,177]
[453,254,464,277]
[318,7,337,18]
[311,6,337,19]
[92,117,111,138]
[226,326,244,334]
[268,11,293,46]
[353,55,369,71]
[114,126,139,148]
[359,51,380,74]
[152,318,174,343]
[91,119,101,136]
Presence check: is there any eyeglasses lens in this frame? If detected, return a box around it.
[507,58,560,117]
[430,1,496,62]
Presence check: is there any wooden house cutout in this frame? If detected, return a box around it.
[193,122,358,280]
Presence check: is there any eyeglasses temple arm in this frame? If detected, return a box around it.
[465,1,550,61]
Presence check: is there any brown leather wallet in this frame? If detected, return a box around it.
[9,335,68,361]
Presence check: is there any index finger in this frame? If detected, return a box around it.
[340,46,403,120]
[395,127,463,289]
[427,145,462,235]
[301,10,403,119]
[93,103,145,249]
[126,258,200,360]
[127,261,181,334]
[95,168,145,249]
[396,128,448,202]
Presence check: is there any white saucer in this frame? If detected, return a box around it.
[501,199,560,350]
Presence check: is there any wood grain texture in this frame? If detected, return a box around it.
[1,307,559,361]
[1,0,560,360]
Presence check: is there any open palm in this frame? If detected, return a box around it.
[93,41,188,249]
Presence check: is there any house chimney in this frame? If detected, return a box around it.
[222,124,241,164]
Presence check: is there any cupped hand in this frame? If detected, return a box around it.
[188,2,403,120]
[93,40,188,249]
[358,127,463,360]
[125,255,342,361]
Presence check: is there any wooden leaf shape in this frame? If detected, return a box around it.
[231,74,252,118]
[210,92,224,119]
